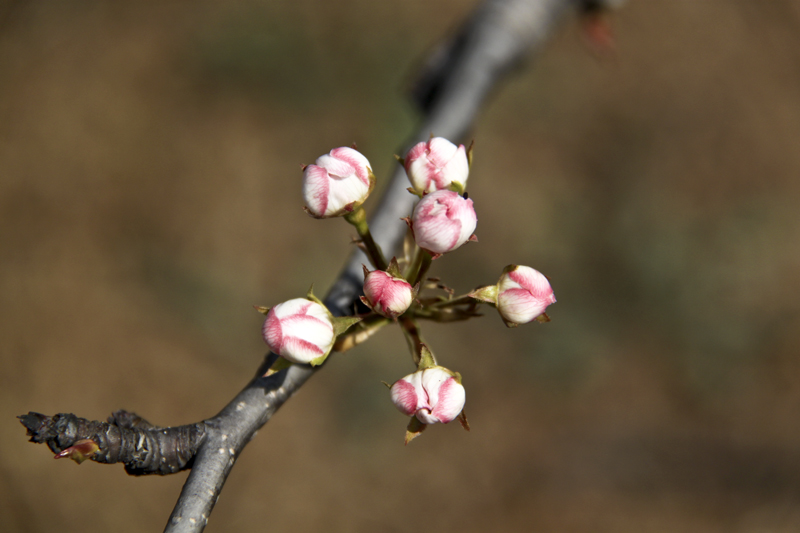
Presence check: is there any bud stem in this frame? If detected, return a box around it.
[405,247,433,287]
[399,316,433,366]
[409,294,482,322]
[344,206,387,271]
[427,294,478,310]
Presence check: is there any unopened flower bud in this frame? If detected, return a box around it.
[362,270,414,319]
[496,265,556,325]
[410,190,477,255]
[390,367,465,425]
[404,137,469,195]
[262,298,335,364]
[303,147,375,218]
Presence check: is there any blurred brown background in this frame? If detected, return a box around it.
[3,1,800,531]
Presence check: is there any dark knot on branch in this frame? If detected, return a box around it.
[19,410,207,475]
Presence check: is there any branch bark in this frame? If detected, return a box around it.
[19,0,610,531]
[19,411,205,475]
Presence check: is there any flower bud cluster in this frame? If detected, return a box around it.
[256,138,555,445]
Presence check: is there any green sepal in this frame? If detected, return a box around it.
[501,264,518,275]
[343,204,367,227]
[334,316,390,352]
[305,285,323,305]
[416,344,437,371]
[457,409,470,431]
[386,257,404,280]
[467,284,498,305]
[447,181,466,195]
[404,416,427,445]
[409,282,420,304]
[254,305,270,315]
[332,315,362,337]
[394,153,405,167]
[307,353,330,367]
[466,139,474,167]
[536,312,551,323]
[359,295,374,313]
[306,285,362,335]
[263,357,293,377]
[367,166,376,193]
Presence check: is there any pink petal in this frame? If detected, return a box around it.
[281,335,325,360]
[329,147,371,184]
[430,377,465,423]
[412,190,476,254]
[508,267,555,301]
[262,308,284,354]
[390,379,419,416]
[316,154,355,180]
[303,165,331,216]
[416,214,461,252]
[426,137,458,165]
[263,299,334,362]
[404,142,428,173]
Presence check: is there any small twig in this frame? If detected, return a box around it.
[345,206,388,271]
[399,316,427,366]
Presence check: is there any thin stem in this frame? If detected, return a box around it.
[426,294,478,310]
[408,250,433,287]
[345,207,388,271]
[409,295,483,323]
[399,316,428,366]
[403,245,424,282]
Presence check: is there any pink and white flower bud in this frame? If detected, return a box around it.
[303,147,374,218]
[410,189,477,255]
[363,270,414,319]
[496,265,556,325]
[404,137,469,195]
[390,367,465,425]
[262,298,335,364]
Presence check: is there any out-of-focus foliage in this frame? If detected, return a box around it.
[2,1,800,531]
